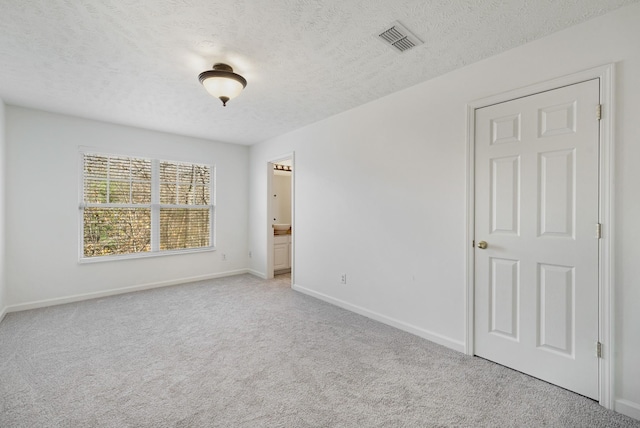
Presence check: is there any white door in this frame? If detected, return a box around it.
[474,79,600,399]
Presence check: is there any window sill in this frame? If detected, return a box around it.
[78,246,217,264]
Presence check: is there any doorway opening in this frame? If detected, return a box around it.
[267,154,294,284]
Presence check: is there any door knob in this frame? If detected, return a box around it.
[477,241,488,249]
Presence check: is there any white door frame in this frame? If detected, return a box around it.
[266,152,295,281]
[465,64,615,408]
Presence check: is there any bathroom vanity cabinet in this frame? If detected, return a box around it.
[274,235,291,272]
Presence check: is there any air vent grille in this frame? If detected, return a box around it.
[393,37,415,51]
[378,21,423,53]
[379,27,404,44]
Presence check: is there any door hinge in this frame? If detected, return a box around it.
[596,104,602,120]
[472,240,475,248]
[596,223,602,239]
[596,341,603,358]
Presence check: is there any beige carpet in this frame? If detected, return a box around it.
[0,273,638,427]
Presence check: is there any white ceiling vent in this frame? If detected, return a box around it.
[378,21,423,53]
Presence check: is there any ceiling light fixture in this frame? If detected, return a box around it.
[198,63,247,106]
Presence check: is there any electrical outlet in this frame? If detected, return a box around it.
[221,253,227,261]
[340,273,347,284]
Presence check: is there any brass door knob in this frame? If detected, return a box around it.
[477,241,488,249]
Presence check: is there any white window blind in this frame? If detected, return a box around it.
[158,161,211,251]
[81,152,214,260]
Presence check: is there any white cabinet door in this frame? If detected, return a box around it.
[274,243,288,270]
[474,79,600,399]
[274,235,290,271]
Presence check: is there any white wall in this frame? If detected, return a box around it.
[0,99,6,319]
[248,3,640,418]
[5,107,249,308]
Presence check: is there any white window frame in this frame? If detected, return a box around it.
[78,149,216,263]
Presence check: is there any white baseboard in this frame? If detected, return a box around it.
[292,283,465,353]
[6,269,249,314]
[615,399,640,421]
[247,269,267,279]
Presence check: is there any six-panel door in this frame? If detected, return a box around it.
[474,79,600,400]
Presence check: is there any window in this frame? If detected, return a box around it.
[80,152,214,260]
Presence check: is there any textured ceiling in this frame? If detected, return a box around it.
[0,0,637,145]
